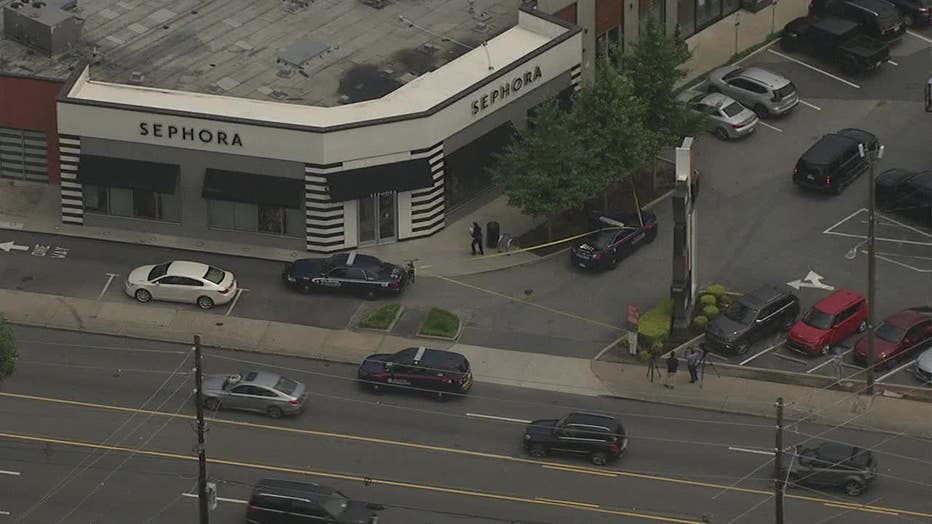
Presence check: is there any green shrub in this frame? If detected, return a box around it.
[699,294,717,306]
[0,318,17,380]
[692,315,709,329]
[637,298,674,351]
[418,308,460,339]
[702,305,720,318]
[704,284,726,299]
[360,304,401,330]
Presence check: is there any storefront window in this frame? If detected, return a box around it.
[259,205,284,234]
[109,187,133,217]
[285,208,304,236]
[133,188,158,219]
[696,0,723,30]
[234,202,258,231]
[82,184,108,212]
[84,185,179,222]
[678,0,697,36]
[208,200,301,237]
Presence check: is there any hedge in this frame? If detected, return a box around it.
[637,298,674,352]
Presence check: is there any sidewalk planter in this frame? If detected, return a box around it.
[417,308,461,340]
[359,304,403,332]
[637,298,674,354]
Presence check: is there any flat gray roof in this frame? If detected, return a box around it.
[0,0,521,107]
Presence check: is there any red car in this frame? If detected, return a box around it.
[787,289,868,355]
[854,307,932,367]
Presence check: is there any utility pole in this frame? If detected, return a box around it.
[194,334,209,524]
[863,144,884,396]
[773,397,785,524]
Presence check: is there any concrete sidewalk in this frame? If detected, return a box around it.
[1,288,927,438]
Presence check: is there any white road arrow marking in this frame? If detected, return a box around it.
[0,241,28,253]
[787,270,835,291]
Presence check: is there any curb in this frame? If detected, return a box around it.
[416,312,464,342]
[356,304,405,333]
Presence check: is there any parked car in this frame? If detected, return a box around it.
[876,168,931,225]
[124,260,237,310]
[914,346,932,383]
[282,252,408,299]
[246,479,381,524]
[358,347,472,400]
[781,16,891,74]
[571,210,658,270]
[202,371,307,418]
[523,412,628,466]
[886,0,931,26]
[676,89,759,140]
[705,285,800,355]
[810,0,906,42]
[782,442,877,496]
[707,66,799,118]
[787,289,868,356]
[793,128,878,194]
[854,307,932,367]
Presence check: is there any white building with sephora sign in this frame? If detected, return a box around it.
[43,3,582,253]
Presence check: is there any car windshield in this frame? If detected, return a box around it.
[725,301,757,323]
[147,263,170,281]
[274,376,299,395]
[203,266,225,285]
[721,102,744,117]
[802,307,834,330]
[875,322,906,343]
[321,493,350,516]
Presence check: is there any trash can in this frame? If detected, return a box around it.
[486,221,500,249]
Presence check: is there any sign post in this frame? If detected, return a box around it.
[626,305,640,356]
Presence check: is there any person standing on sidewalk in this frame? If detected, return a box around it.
[686,347,701,384]
[664,351,679,389]
[470,222,484,255]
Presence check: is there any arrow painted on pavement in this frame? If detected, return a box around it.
[787,270,835,291]
[0,241,28,253]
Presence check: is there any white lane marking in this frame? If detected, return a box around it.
[826,231,932,246]
[908,30,932,44]
[824,208,866,234]
[181,492,247,504]
[806,349,852,374]
[0,510,10,516]
[871,252,932,273]
[886,59,898,66]
[734,38,779,65]
[729,446,775,456]
[0,470,21,476]
[466,413,532,424]
[798,99,821,111]
[876,360,917,382]
[768,50,861,89]
[824,502,899,516]
[97,273,119,301]
[759,121,783,133]
[225,288,248,317]
[739,340,784,366]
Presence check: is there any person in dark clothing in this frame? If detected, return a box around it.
[471,222,484,255]
[664,351,679,389]
[686,347,701,384]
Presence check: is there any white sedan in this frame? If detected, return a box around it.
[125,260,237,309]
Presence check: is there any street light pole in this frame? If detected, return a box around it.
[863,144,884,396]
[774,397,785,524]
[194,335,209,524]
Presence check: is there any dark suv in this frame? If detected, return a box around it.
[781,442,877,496]
[793,128,878,195]
[810,0,907,42]
[705,285,800,355]
[523,412,627,466]
[246,479,381,524]
[358,347,472,400]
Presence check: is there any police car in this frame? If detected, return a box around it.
[570,210,658,271]
[282,252,409,299]
[357,347,473,400]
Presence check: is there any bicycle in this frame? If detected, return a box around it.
[403,258,418,284]
[496,233,520,252]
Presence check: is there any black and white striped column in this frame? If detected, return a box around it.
[304,162,345,252]
[408,142,444,238]
[58,134,83,225]
[570,64,582,92]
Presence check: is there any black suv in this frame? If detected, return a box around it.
[570,210,658,270]
[358,347,472,400]
[282,252,408,299]
[793,128,878,195]
[705,285,800,355]
[810,0,907,42]
[781,442,877,496]
[886,0,931,26]
[876,169,931,225]
[246,479,381,524]
[523,412,627,466]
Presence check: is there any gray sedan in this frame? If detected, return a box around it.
[202,371,307,418]
[677,89,759,140]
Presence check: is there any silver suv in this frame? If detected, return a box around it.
[202,370,307,418]
[708,66,799,118]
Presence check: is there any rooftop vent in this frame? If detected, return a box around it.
[127,71,145,84]
[277,37,330,68]
[3,0,84,56]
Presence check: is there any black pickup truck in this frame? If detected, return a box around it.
[781,16,890,74]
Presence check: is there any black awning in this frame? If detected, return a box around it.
[326,158,433,202]
[201,169,303,209]
[77,155,180,194]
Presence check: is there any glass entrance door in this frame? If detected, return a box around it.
[358,192,396,245]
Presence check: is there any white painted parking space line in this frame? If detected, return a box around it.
[224,288,248,317]
[0,510,10,516]
[877,361,915,383]
[97,273,119,301]
[181,492,247,504]
[739,341,784,366]
[768,50,861,89]
[466,413,531,424]
[824,209,865,234]
[758,121,783,133]
[908,30,932,44]
[798,99,821,111]
[886,59,898,66]
[0,469,20,476]
[773,352,807,366]
[806,349,851,374]
[728,446,774,456]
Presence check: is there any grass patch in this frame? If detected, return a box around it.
[418,308,460,339]
[360,304,401,330]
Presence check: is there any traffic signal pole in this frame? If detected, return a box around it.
[774,397,785,524]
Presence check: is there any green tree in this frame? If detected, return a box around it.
[0,318,17,380]
[490,100,599,240]
[624,17,705,148]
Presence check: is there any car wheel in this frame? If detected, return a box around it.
[435,390,448,402]
[134,289,152,304]
[753,104,769,119]
[782,315,795,331]
[820,344,831,356]
[844,480,865,497]
[590,451,609,466]
[714,127,729,140]
[197,296,214,310]
[298,281,313,294]
[204,397,220,411]
[857,320,867,333]
[903,14,914,27]
[645,227,658,243]
[266,406,284,419]
[528,444,547,458]
[609,255,620,269]
[364,288,377,301]
[830,182,843,196]
[367,381,384,394]
[735,341,751,355]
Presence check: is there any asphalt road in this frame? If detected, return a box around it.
[1,327,930,523]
